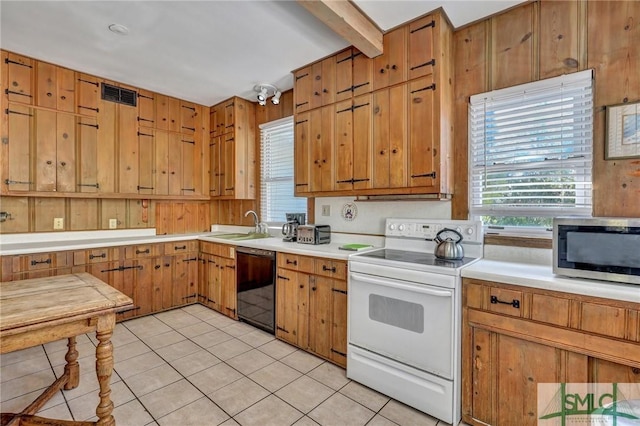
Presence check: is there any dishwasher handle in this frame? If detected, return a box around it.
[235,246,275,259]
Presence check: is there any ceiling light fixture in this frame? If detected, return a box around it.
[253,84,281,106]
[108,23,129,35]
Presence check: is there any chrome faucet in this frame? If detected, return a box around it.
[244,210,267,234]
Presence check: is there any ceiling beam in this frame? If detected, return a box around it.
[297,0,383,58]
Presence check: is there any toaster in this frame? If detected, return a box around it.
[297,225,331,245]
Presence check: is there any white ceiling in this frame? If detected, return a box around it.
[0,1,524,107]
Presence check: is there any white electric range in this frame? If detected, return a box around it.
[347,218,483,425]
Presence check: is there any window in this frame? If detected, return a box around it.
[260,116,307,223]
[469,70,593,234]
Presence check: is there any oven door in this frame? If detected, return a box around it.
[349,271,455,379]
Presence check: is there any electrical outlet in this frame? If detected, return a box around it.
[53,217,64,230]
[109,218,118,229]
[322,205,331,216]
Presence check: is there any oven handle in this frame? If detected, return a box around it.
[350,272,453,297]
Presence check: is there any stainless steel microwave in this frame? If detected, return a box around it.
[553,217,640,285]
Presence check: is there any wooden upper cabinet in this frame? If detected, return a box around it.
[210,104,225,138]
[373,27,407,91]
[335,48,374,102]
[137,128,155,195]
[209,97,255,200]
[36,62,75,113]
[3,105,35,192]
[3,51,34,104]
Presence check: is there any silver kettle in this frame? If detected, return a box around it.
[434,228,464,260]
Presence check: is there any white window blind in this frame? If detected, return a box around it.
[260,116,307,223]
[469,70,593,226]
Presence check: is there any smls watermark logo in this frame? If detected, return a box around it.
[538,383,640,425]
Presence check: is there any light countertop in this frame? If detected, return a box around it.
[0,228,382,260]
[462,259,640,303]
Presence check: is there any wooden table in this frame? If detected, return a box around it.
[1,273,133,426]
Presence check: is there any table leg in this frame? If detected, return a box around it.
[63,336,80,390]
[95,314,116,426]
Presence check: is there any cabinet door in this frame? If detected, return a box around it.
[294,113,311,194]
[352,49,373,97]
[222,132,236,196]
[372,85,407,189]
[155,94,170,131]
[319,56,336,106]
[154,130,169,195]
[77,116,100,193]
[220,257,237,319]
[3,52,34,104]
[294,66,312,113]
[408,76,437,189]
[210,104,223,138]
[167,97,181,133]
[209,136,221,197]
[330,279,348,367]
[171,254,189,307]
[223,99,235,134]
[335,49,354,102]
[137,89,155,128]
[137,129,155,195]
[334,95,371,191]
[76,74,100,117]
[181,136,196,195]
[152,256,173,311]
[201,254,219,310]
[212,260,225,313]
[168,133,183,196]
[308,275,332,358]
[180,102,197,135]
[408,15,436,80]
[4,105,35,191]
[276,268,299,345]
[135,257,154,316]
[309,105,335,192]
[373,27,407,90]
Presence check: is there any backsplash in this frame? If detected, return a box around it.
[312,197,451,235]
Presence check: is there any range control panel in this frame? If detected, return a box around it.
[385,218,483,244]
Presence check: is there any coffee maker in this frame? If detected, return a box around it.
[282,213,306,242]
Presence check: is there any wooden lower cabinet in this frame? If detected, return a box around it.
[276,253,347,367]
[198,241,237,319]
[462,278,640,426]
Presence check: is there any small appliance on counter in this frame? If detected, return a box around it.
[281,212,305,242]
[297,224,331,245]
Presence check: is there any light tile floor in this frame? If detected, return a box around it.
[0,304,467,426]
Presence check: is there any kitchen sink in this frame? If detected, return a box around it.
[212,232,271,241]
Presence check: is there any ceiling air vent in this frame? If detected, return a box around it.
[101,83,137,107]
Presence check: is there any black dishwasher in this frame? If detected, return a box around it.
[235,246,276,334]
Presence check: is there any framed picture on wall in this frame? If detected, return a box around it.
[606,101,640,159]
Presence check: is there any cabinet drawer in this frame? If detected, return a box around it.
[487,287,523,317]
[278,253,314,273]
[199,241,234,258]
[200,241,217,255]
[314,259,347,280]
[580,302,627,339]
[531,293,570,327]
[125,244,159,259]
[20,252,72,271]
[164,241,197,255]
[74,248,117,265]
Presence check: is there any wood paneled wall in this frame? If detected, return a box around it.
[452,0,640,219]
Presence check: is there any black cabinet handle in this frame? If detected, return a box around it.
[322,265,336,273]
[277,275,290,281]
[490,295,520,309]
[175,245,187,250]
[286,259,298,265]
[31,258,52,266]
[136,249,150,254]
[89,253,106,260]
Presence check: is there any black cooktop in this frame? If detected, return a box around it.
[356,248,478,269]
